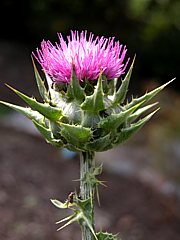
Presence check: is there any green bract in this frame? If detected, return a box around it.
[0,58,174,152]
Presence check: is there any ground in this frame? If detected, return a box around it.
[0,125,180,240]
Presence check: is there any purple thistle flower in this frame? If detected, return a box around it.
[34,30,129,83]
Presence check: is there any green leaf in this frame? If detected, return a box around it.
[6,84,63,121]
[128,102,158,123]
[126,78,175,109]
[67,66,85,102]
[76,198,92,212]
[60,123,92,147]
[81,72,105,113]
[86,133,113,152]
[96,232,118,240]
[0,101,44,124]
[82,214,98,240]
[75,198,98,240]
[114,108,159,145]
[113,55,135,106]
[108,78,118,95]
[45,73,61,103]
[32,120,63,147]
[98,101,144,131]
[31,56,49,102]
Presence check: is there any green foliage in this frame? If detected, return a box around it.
[32,120,63,147]
[98,101,143,131]
[51,195,98,239]
[32,57,50,102]
[112,56,135,106]
[67,66,85,102]
[0,61,173,153]
[81,72,105,113]
[0,101,44,124]
[60,123,92,148]
[115,109,159,145]
[5,84,63,121]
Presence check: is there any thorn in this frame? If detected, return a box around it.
[72,178,81,182]
[56,215,73,225]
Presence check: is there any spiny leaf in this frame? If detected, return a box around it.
[67,66,85,102]
[45,73,60,103]
[0,101,44,124]
[128,102,158,123]
[126,78,175,109]
[82,214,98,240]
[6,84,63,121]
[114,108,159,145]
[113,55,135,106]
[60,123,92,147]
[81,71,105,113]
[108,78,118,95]
[76,198,92,211]
[32,120,63,147]
[98,100,144,131]
[31,56,49,102]
[75,198,98,240]
[85,133,113,152]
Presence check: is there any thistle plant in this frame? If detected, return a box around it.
[0,30,173,240]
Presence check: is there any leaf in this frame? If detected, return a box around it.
[126,78,175,109]
[81,71,105,113]
[114,108,159,145]
[32,120,63,147]
[31,56,49,102]
[67,66,85,102]
[75,198,98,240]
[6,84,63,121]
[113,55,135,106]
[60,123,92,147]
[128,102,158,123]
[85,133,113,152]
[82,214,98,240]
[98,100,144,131]
[108,78,118,95]
[45,73,60,103]
[0,101,44,124]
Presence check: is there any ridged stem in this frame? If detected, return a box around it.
[80,151,95,240]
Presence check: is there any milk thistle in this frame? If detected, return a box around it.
[0,30,173,240]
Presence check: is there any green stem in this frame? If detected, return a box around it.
[80,151,95,240]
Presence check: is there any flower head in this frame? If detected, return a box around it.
[35,30,129,83]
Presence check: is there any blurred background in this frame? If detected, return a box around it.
[0,0,180,240]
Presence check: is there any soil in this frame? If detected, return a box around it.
[0,126,180,240]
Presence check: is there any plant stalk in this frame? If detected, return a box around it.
[80,151,95,240]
